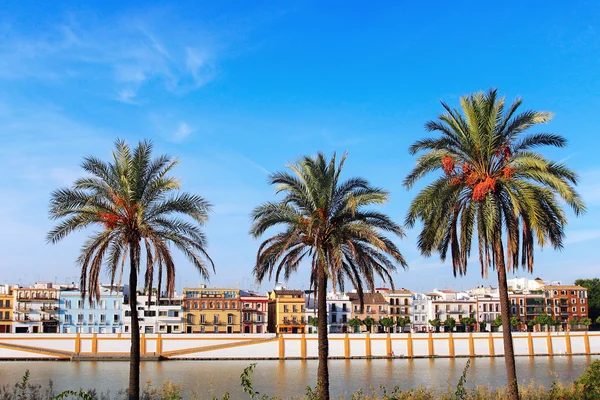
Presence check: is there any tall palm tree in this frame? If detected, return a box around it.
[250,152,407,400]
[47,139,214,400]
[404,89,585,400]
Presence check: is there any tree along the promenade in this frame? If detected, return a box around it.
[396,316,411,332]
[444,316,456,332]
[250,152,407,400]
[404,89,585,400]
[309,316,319,332]
[363,316,376,333]
[510,316,521,332]
[380,317,395,333]
[429,318,441,333]
[348,317,363,333]
[460,317,476,332]
[47,140,214,400]
[575,278,600,323]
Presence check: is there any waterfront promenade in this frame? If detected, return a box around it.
[0,331,598,361]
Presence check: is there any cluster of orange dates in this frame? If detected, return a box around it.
[442,145,514,201]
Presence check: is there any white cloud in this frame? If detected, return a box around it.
[172,122,193,142]
[565,229,600,244]
[117,88,138,103]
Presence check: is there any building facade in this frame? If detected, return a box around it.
[268,289,306,333]
[349,292,388,333]
[377,288,412,332]
[430,290,476,331]
[123,295,183,334]
[60,287,124,334]
[13,284,60,333]
[411,293,431,332]
[544,285,588,329]
[0,285,14,333]
[240,291,268,334]
[183,287,240,334]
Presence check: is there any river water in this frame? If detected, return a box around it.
[0,356,597,398]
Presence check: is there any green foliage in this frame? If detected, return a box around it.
[535,313,555,327]
[363,317,376,330]
[429,318,441,332]
[569,318,579,326]
[53,390,96,400]
[308,316,318,327]
[479,321,487,332]
[580,317,592,327]
[575,278,600,321]
[459,317,476,326]
[596,316,600,325]
[348,317,363,332]
[454,359,471,400]
[510,316,521,327]
[379,317,395,332]
[492,315,503,327]
[444,317,456,331]
[575,360,600,399]
[396,316,411,327]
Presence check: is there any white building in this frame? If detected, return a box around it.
[506,277,546,292]
[304,291,352,333]
[123,294,184,334]
[429,289,476,331]
[411,293,431,332]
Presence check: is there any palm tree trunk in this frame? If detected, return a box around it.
[316,264,330,400]
[493,234,519,400]
[128,244,141,400]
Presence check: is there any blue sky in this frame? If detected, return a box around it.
[1,1,599,294]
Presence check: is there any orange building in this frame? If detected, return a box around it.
[543,285,588,329]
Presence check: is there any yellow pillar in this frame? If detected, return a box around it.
[585,331,591,354]
[428,332,434,357]
[91,333,98,354]
[300,333,306,359]
[448,332,454,357]
[386,333,392,356]
[565,332,572,355]
[407,332,413,358]
[156,334,162,355]
[75,333,81,354]
[488,332,495,356]
[344,334,350,358]
[278,334,285,359]
[468,333,474,356]
[546,331,553,355]
[365,333,371,357]
[528,332,534,356]
[140,333,146,355]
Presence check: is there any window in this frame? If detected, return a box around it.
[200,314,206,324]
[0,300,3,307]
[214,315,219,324]
[232,302,236,309]
[581,299,585,304]
[5,300,9,308]
[114,301,118,309]
[284,306,289,313]
[572,299,577,304]
[89,314,94,323]
[582,307,586,312]
[367,306,372,313]
[332,315,337,323]
[354,305,359,312]
[194,302,199,309]
[113,314,119,323]
[257,303,262,310]
[125,310,131,317]
[224,302,228,309]
[379,306,384,313]
[228,315,234,324]
[159,311,167,317]
[77,300,82,309]
[201,302,206,309]
[256,315,262,322]
[78,313,84,323]
[572,307,576,312]
[342,304,347,312]
[100,314,106,323]
[331,304,337,312]
[200,326,205,333]
[173,311,179,317]
[101,300,106,310]
[214,326,218,333]
[4,311,9,320]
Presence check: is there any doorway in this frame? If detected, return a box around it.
[186,326,192,333]
[227,326,233,334]
[167,325,172,333]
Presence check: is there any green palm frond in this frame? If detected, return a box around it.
[48,139,213,303]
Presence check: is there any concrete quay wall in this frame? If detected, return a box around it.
[0,332,598,360]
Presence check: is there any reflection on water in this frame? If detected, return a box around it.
[0,356,597,398]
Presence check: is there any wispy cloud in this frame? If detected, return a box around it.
[172,122,193,142]
[0,15,218,101]
[565,229,600,244]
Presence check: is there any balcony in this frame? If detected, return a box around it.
[40,306,58,312]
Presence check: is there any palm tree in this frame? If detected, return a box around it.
[404,89,585,400]
[47,139,214,400]
[250,152,407,400]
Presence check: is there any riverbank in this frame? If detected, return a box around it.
[1,356,598,398]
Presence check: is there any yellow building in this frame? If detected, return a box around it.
[268,289,306,333]
[183,286,240,334]
[0,284,14,333]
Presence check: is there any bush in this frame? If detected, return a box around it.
[575,360,600,399]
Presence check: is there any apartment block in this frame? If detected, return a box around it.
[350,292,388,333]
[183,287,240,334]
[268,289,305,333]
[543,285,588,328]
[240,291,268,334]
[13,284,60,333]
[60,287,123,333]
[0,284,14,333]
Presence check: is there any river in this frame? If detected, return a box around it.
[0,356,597,398]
